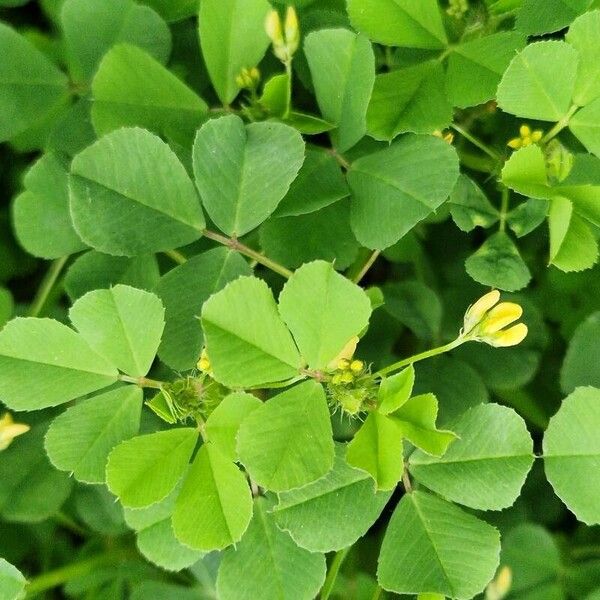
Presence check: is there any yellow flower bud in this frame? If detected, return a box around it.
[284,6,300,56]
[249,67,261,82]
[507,137,522,149]
[327,336,359,371]
[337,358,350,370]
[0,413,30,451]
[485,565,512,600]
[463,290,500,333]
[519,124,531,138]
[531,130,543,143]
[265,10,284,47]
[486,322,528,347]
[340,371,354,384]
[350,359,364,373]
[483,302,523,334]
[331,373,343,385]
[197,349,211,372]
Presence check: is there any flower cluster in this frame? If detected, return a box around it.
[507,124,543,149]
[265,6,300,63]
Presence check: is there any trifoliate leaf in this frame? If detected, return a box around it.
[217,497,326,600]
[346,411,405,491]
[198,0,270,104]
[305,29,375,151]
[70,127,205,256]
[497,41,578,121]
[236,380,334,492]
[348,134,459,250]
[346,0,447,49]
[367,61,452,139]
[278,261,371,370]
[156,248,251,371]
[45,386,142,483]
[410,403,534,510]
[69,285,165,377]
[274,444,391,552]
[543,386,600,524]
[377,491,500,599]
[106,428,198,508]
[465,231,531,292]
[172,443,253,550]
[0,318,118,411]
[201,276,302,388]
[192,115,305,236]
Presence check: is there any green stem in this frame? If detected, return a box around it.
[118,374,164,389]
[53,511,87,537]
[370,586,384,600]
[320,547,350,600]
[202,228,292,278]
[374,337,466,379]
[28,256,69,317]
[25,549,134,597]
[499,186,510,232]
[451,123,501,162]
[164,249,187,264]
[284,59,293,119]
[351,250,381,284]
[541,104,579,144]
[571,545,600,561]
[326,147,351,170]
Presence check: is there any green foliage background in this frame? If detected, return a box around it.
[1,0,600,599]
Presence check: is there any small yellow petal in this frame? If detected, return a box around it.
[531,130,543,142]
[284,6,300,54]
[507,138,522,149]
[340,371,354,384]
[327,336,359,370]
[464,290,500,332]
[483,302,523,334]
[350,359,364,373]
[488,323,528,347]
[337,358,350,371]
[519,124,531,138]
[265,10,284,46]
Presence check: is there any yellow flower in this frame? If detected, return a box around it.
[507,123,544,150]
[284,6,300,55]
[462,291,528,347]
[485,565,512,600]
[197,348,211,372]
[0,413,30,451]
[265,10,284,47]
[265,6,300,63]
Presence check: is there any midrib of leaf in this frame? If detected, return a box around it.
[0,353,116,378]
[276,475,366,511]
[110,289,143,375]
[391,69,432,133]
[313,266,334,367]
[391,0,445,46]
[411,453,532,466]
[411,494,455,596]
[519,53,566,120]
[204,447,237,544]
[95,97,204,115]
[256,502,287,599]
[69,392,137,479]
[545,451,600,458]
[72,173,202,231]
[337,34,361,129]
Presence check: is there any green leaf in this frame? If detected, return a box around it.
[0,22,69,142]
[69,285,164,377]
[172,443,253,550]
[201,276,302,388]
[409,403,534,510]
[205,392,262,462]
[502,144,552,199]
[346,0,447,49]
[282,111,336,135]
[570,98,600,157]
[260,200,360,270]
[198,0,270,104]
[348,134,459,249]
[192,115,304,236]
[12,152,87,259]
[367,61,451,140]
[377,491,500,599]
[278,261,371,370]
[138,0,198,22]
[259,73,289,117]
[237,380,334,491]
[0,424,73,523]
[0,288,13,328]
[156,248,251,371]
[45,386,142,484]
[124,484,204,571]
[497,41,578,121]
[389,393,457,457]
[274,443,391,552]
[217,497,326,600]
[566,9,600,106]
[446,32,526,108]
[517,0,591,35]
[561,312,600,392]
[106,428,198,508]
[0,317,118,411]
[305,29,375,152]
[543,386,600,524]
[74,485,127,536]
[378,365,415,414]
[61,0,171,82]
[549,197,598,272]
[465,231,531,292]
[70,127,205,256]
[448,174,499,232]
[346,411,404,491]
[507,198,548,238]
[64,251,160,301]
[273,146,348,218]
[0,559,26,600]
[92,44,208,141]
